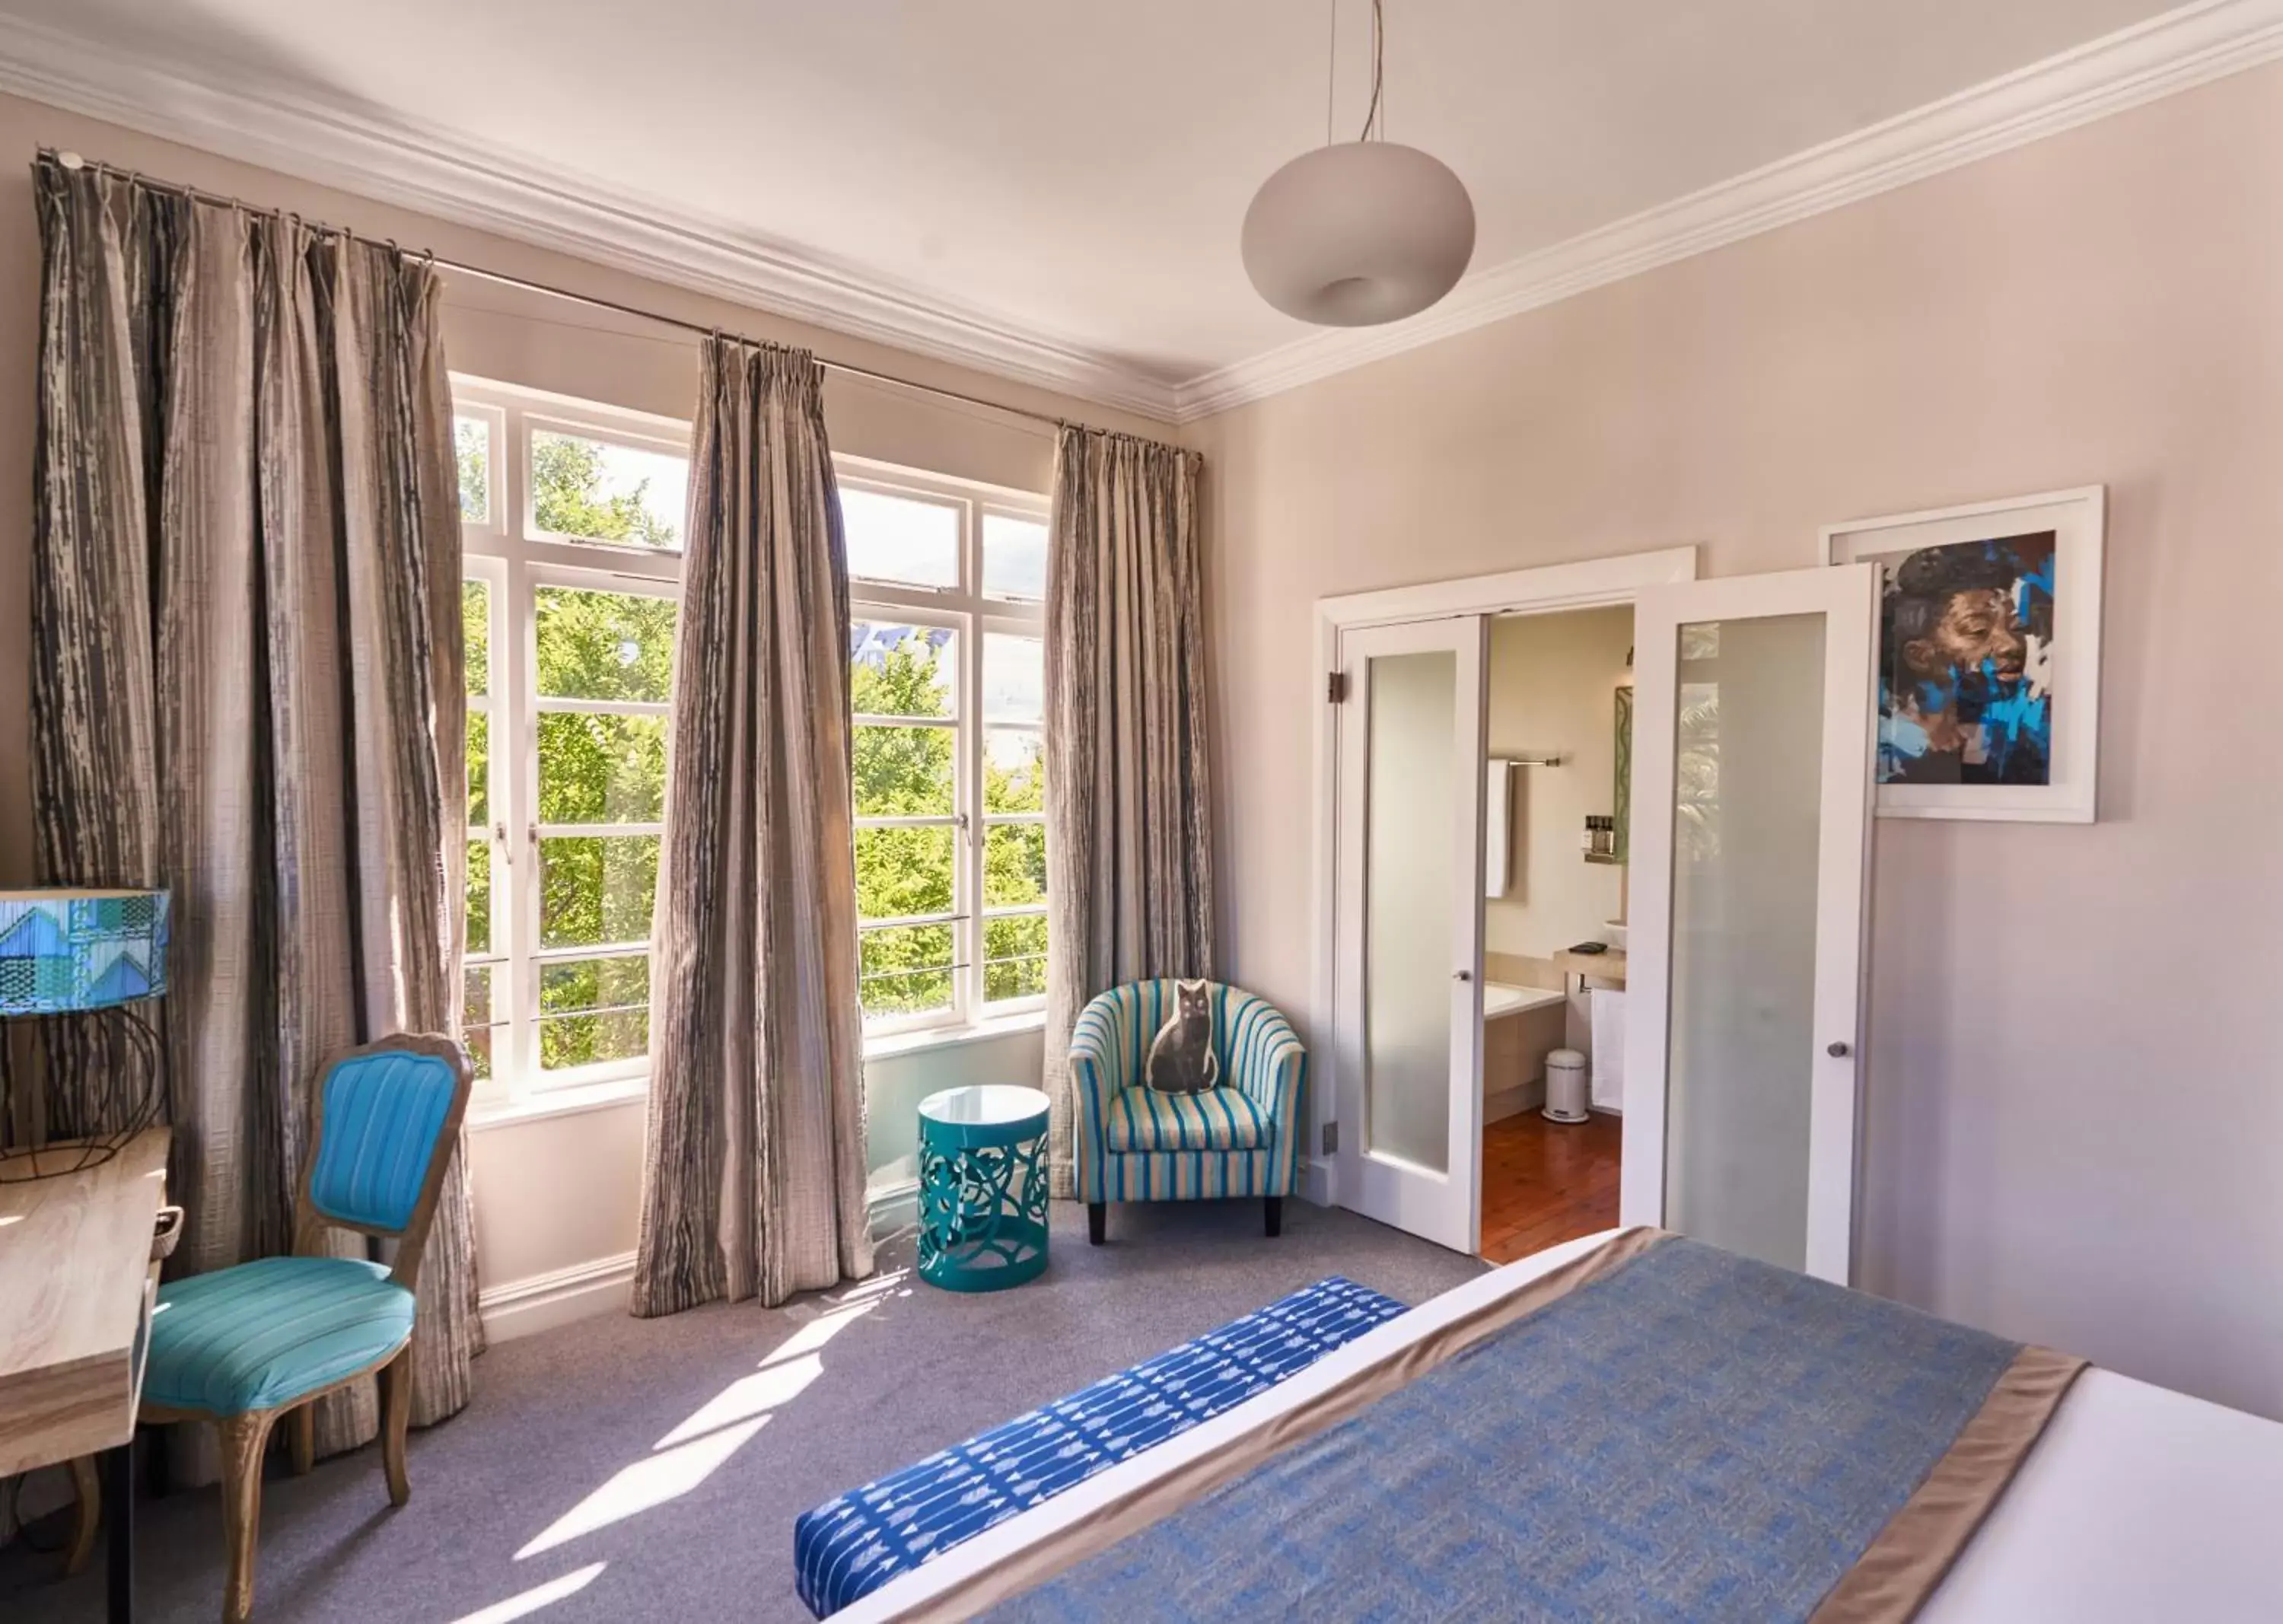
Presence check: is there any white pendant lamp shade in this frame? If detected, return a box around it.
[1242,141,1476,326]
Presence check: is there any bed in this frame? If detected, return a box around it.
[820,1228,2283,1622]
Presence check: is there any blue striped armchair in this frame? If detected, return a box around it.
[1070,979,1307,1244]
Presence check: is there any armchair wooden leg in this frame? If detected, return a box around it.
[289,1404,315,1476]
[1265,1197,1283,1238]
[64,1454,99,1576]
[380,1350,412,1508]
[218,1409,279,1624]
[1087,1202,1106,1246]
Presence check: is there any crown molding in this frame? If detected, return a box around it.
[1170,0,2283,422]
[4,4,2278,430]
[0,16,1187,422]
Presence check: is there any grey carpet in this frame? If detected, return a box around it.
[2,1199,1482,1623]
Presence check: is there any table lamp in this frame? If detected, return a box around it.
[0,887,170,1181]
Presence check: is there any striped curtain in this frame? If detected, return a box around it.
[29,154,479,1451]
[632,337,874,1316]
[1042,427,1217,1199]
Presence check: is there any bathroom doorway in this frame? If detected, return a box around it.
[1477,605,1633,1264]
[1318,547,1694,1255]
[1318,551,1882,1286]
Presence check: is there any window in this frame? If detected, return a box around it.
[454,380,1049,1100]
[845,461,1049,1033]
[456,380,687,1100]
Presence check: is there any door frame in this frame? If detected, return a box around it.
[1310,546,1700,1219]
[1619,563,1880,1282]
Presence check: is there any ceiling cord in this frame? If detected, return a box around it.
[1360,0,1385,142]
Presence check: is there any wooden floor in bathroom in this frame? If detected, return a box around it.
[1479,1110,1623,1265]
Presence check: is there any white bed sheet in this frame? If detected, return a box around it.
[842,1231,2283,1622]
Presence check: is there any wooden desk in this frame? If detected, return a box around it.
[0,1129,169,1476]
[1,1127,169,1620]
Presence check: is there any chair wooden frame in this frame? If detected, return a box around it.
[138,1033,473,1623]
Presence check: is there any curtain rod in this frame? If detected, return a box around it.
[43,148,1073,435]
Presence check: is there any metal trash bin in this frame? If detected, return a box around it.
[1543,1048,1590,1124]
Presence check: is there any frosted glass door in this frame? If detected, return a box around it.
[1621,565,1877,1283]
[1333,616,1486,1254]
[1366,651,1457,1171]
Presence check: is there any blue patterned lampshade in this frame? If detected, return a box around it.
[0,888,170,1016]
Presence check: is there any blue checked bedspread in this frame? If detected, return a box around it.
[994,1238,2030,1622]
[794,1275,1406,1616]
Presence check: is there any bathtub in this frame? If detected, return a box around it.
[1482,982,1570,1122]
[1483,981,1565,1021]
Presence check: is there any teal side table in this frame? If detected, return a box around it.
[917,1084,1050,1292]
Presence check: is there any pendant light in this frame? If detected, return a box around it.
[1242,0,1475,326]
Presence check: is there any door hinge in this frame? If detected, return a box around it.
[1326,670,1348,704]
[1320,1120,1339,1156]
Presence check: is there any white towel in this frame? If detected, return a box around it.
[1590,989,1626,1111]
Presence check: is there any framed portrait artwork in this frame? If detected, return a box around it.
[1822,486,2103,823]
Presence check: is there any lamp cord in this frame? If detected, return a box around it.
[1361,0,1384,142]
[1325,0,1387,146]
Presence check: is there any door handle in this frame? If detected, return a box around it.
[1454,970,1473,982]
[1827,1040,1852,1059]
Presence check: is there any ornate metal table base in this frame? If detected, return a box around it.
[916,1086,1051,1293]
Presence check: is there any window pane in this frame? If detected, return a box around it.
[853,724,954,817]
[463,963,497,1080]
[984,915,1048,1003]
[849,621,957,719]
[540,951,651,1075]
[984,729,1044,814]
[982,514,1047,600]
[859,924,955,1020]
[456,416,490,525]
[535,586,677,702]
[854,826,954,921]
[466,712,489,826]
[463,578,490,696]
[466,839,492,957]
[540,835,659,949]
[530,428,686,549]
[842,487,958,588]
[539,714,668,824]
[984,823,1046,906]
[982,633,1042,723]
[540,951,651,1014]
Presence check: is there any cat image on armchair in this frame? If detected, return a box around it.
[1145,979,1221,1094]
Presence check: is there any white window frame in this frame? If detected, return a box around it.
[455,379,1050,1110]
[842,454,1049,1040]
[455,376,688,1109]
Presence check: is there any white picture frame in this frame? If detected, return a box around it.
[1822,485,2104,823]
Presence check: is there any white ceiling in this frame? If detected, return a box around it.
[0,1,2251,413]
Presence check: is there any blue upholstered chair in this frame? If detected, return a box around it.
[141,1034,473,1623]
[1070,980,1307,1245]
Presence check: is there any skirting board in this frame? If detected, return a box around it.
[1485,1078,1549,1124]
[479,1250,636,1343]
[479,1183,929,1342]
[867,1177,919,1238]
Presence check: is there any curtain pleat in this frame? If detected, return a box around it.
[632,336,873,1317]
[1041,426,1216,1198]
[28,154,479,1457]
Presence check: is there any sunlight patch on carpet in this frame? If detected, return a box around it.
[515,1275,903,1559]
[450,1561,607,1622]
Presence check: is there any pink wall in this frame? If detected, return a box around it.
[1190,61,2283,1416]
